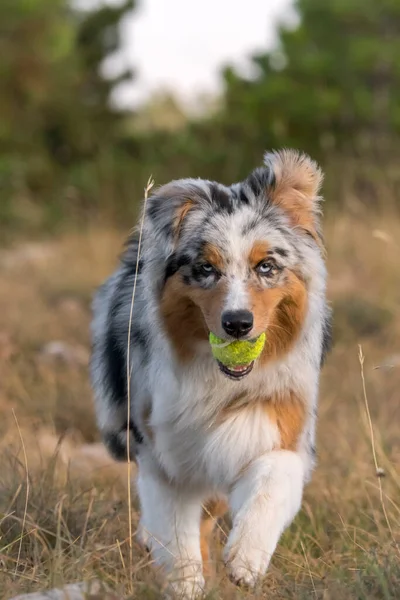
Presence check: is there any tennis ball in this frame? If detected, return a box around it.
[209,332,266,367]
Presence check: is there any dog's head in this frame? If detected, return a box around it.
[144,150,325,378]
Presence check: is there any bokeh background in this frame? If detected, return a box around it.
[0,1,399,598]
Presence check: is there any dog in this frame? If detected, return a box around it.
[90,149,331,597]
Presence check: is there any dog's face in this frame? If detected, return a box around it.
[147,150,324,379]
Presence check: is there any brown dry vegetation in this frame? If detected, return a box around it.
[0,210,399,599]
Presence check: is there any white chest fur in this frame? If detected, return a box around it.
[147,348,288,490]
[151,403,280,489]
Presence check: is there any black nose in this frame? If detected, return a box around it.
[222,310,254,338]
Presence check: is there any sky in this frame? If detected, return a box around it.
[78,0,296,108]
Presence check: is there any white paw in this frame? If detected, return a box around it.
[166,573,205,599]
[223,535,272,588]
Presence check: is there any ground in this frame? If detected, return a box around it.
[0,213,399,599]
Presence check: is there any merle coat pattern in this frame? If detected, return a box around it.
[91,150,331,598]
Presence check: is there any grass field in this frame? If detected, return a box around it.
[0,211,399,599]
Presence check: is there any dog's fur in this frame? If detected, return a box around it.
[90,150,331,597]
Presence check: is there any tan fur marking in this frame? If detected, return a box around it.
[186,280,229,338]
[202,243,225,272]
[263,391,306,450]
[151,182,196,243]
[200,497,228,577]
[267,150,324,247]
[160,274,208,362]
[269,150,323,202]
[218,391,306,451]
[251,270,308,364]
[248,241,270,268]
[249,284,283,337]
[174,199,195,242]
[161,272,231,363]
[161,269,307,365]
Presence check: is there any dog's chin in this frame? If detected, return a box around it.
[217,361,254,381]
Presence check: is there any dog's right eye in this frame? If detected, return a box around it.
[200,263,215,275]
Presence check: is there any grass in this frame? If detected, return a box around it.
[0,211,399,599]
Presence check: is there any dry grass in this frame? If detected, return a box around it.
[0,212,399,599]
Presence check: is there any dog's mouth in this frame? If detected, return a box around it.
[217,361,254,380]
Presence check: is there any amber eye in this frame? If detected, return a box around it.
[256,261,275,276]
[201,263,215,275]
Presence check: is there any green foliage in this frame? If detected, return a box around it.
[1,0,400,236]
[0,0,135,233]
[180,0,400,182]
[128,0,400,206]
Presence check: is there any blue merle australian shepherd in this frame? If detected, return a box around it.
[90,150,331,598]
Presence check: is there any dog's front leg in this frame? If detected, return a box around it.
[224,450,305,587]
[137,455,205,598]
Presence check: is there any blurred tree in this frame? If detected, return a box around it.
[2,0,399,234]
[129,92,188,133]
[199,0,400,179]
[0,0,134,226]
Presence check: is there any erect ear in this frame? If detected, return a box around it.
[263,150,324,245]
[145,180,206,247]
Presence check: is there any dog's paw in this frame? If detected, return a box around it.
[225,557,264,588]
[165,574,205,599]
[224,539,271,588]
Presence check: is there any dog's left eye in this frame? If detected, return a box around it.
[200,263,215,275]
[256,261,275,275]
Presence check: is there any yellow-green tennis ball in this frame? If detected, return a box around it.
[209,332,266,367]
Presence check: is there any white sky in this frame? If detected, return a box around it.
[78,0,296,108]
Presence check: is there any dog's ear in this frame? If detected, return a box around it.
[145,180,206,247]
[250,150,324,245]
